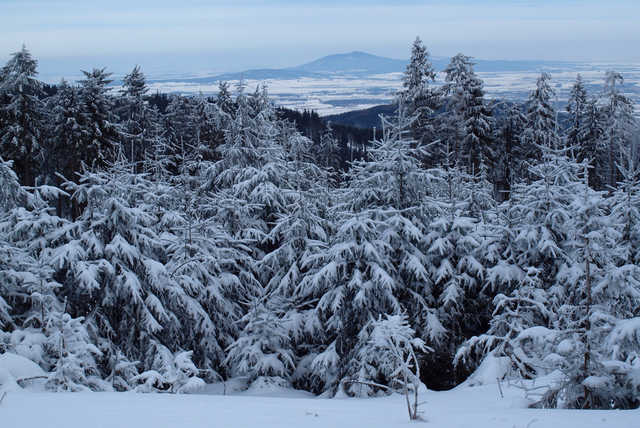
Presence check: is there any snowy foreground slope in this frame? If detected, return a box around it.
[3,382,638,428]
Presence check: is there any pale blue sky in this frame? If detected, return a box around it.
[1,0,639,78]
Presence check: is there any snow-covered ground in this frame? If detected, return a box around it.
[2,353,638,428]
[2,381,638,428]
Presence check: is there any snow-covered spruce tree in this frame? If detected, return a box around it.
[44,79,89,215]
[0,157,36,336]
[493,101,526,200]
[45,311,104,392]
[600,70,636,189]
[441,53,493,175]
[301,211,399,395]
[225,295,295,385]
[261,188,328,299]
[544,162,638,409]
[602,318,640,408]
[215,81,236,116]
[163,95,196,149]
[77,68,121,171]
[455,178,539,377]
[47,80,85,175]
[50,157,225,388]
[566,75,589,157]
[598,147,640,407]
[354,314,427,420]
[267,198,333,392]
[455,145,579,386]
[192,95,226,161]
[247,83,273,119]
[131,342,204,393]
[565,74,588,153]
[202,86,337,388]
[313,122,343,186]
[204,85,289,243]
[261,120,341,392]
[0,158,107,393]
[203,90,280,274]
[298,106,442,395]
[423,175,488,386]
[50,160,160,381]
[0,156,23,212]
[212,87,333,388]
[519,72,559,182]
[162,94,225,166]
[261,125,328,294]
[506,145,578,318]
[455,267,552,379]
[581,97,606,189]
[365,109,449,353]
[1,187,68,333]
[611,145,640,267]
[158,151,257,379]
[118,65,164,172]
[398,36,440,159]
[481,186,526,298]
[0,46,44,186]
[566,75,606,189]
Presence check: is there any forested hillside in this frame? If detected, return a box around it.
[1,39,639,409]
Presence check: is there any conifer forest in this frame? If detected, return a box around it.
[1,38,639,411]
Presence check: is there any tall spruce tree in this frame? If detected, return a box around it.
[78,68,120,171]
[398,37,439,160]
[119,65,162,172]
[0,46,44,186]
[441,54,493,175]
[493,102,526,200]
[601,71,635,188]
[519,72,559,181]
[566,74,588,155]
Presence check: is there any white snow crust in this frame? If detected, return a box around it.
[2,379,638,428]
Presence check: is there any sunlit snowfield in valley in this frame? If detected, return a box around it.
[144,63,640,116]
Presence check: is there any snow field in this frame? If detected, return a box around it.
[2,382,639,428]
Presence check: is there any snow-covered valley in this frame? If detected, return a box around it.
[142,56,640,116]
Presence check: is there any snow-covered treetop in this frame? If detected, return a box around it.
[399,36,436,103]
[0,45,40,96]
[122,66,148,99]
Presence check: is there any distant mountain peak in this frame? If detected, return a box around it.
[291,51,407,74]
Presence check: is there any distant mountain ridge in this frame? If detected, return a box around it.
[152,51,408,83]
[291,51,407,74]
[150,51,580,85]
